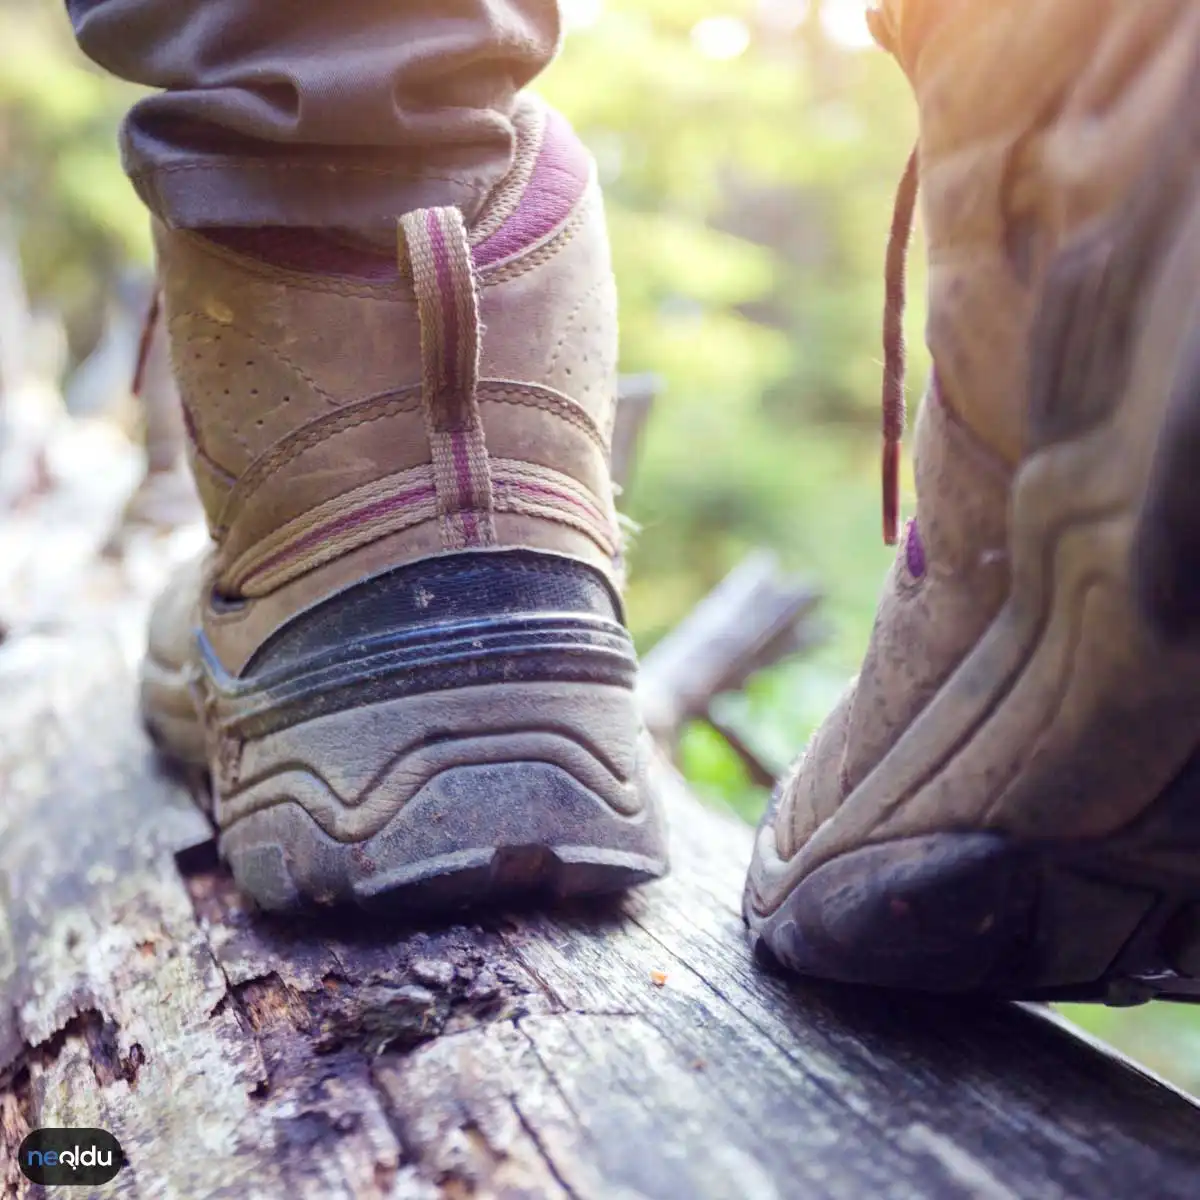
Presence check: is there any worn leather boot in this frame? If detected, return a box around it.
[746,0,1200,1002]
[141,98,668,911]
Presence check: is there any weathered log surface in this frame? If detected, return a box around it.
[2,627,1200,1199]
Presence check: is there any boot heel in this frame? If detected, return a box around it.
[202,551,668,911]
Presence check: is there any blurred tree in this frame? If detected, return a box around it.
[0,0,149,369]
[540,0,923,656]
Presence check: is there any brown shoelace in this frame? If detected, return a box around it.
[881,144,919,546]
[130,287,161,399]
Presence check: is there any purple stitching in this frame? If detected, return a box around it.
[448,429,480,543]
[905,518,926,580]
[241,484,437,586]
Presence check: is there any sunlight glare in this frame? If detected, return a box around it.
[561,0,605,32]
[820,0,876,50]
[756,0,812,33]
[691,15,752,60]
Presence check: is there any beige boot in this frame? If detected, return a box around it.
[746,0,1200,1002]
[141,98,667,911]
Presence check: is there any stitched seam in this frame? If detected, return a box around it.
[222,466,428,579]
[221,459,616,597]
[545,276,606,377]
[169,230,419,298]
[493,458,611,521]
[479,382,606,451]
[491,459,618,558]
[493,490,617,559]
[214,387,423,535]
[187,433,238,487]
[470,101,547,244]
[218,465,439,595]
[231,502,438,597]
[180,388,248,458]
[217,381,604,538]
[172,311,339,414]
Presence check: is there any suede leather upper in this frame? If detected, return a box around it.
[773,0,1200,863]
[153,97,625,677]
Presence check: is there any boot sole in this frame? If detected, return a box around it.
[747,71,1200,1001]
[746,760,1200,1003]
[221,753,666,914]
[148,668,668,914]
[145,554,668,912]
[212,672,668,913]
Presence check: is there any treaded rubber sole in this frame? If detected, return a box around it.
[143,551,669,913]
[221,758,667,913]
[745,742,1200,1004]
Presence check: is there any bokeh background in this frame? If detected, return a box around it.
[4,0,1199,1090]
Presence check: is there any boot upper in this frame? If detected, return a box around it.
[155,97,624,675]
[772,0,1200,867]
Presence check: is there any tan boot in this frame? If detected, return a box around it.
[141,98,667,911]
[746,0,1200,1002]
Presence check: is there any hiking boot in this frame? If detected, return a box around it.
[745,0,1200,1002]
[140,98,668,911]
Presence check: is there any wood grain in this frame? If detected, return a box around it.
[2,625,1199,1199]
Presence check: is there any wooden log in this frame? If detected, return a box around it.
[638,549,822,742]
[2,624,1200,1198]
[610,374,661,491]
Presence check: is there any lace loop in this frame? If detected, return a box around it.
[881,144,920,546]
[131,288,162,399]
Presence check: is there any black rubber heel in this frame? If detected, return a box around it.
[750,834,1037,994]
[748,771,1200,1003]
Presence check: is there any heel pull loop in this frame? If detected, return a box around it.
[399,207,497,550]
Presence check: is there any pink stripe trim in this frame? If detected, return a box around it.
[473,109,590,268]
[240,484,436,586]
[499,478,607,525]
[449,429,481,543]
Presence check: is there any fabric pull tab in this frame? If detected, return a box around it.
[399,206,496,550]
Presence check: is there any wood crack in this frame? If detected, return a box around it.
[511,1096,582,1200]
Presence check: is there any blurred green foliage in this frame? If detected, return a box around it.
[542,0,925,832]
[2,0,1197,1095]
[542,0,920,653]
[0,0,149,357]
